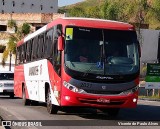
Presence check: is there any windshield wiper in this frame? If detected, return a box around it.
[70,61,75,67]
[82,65,95,77]
[82,62,106,77]
[65,61,75,68]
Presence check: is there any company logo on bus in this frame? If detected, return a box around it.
[29,64,43,76]
[96,76,113,80]
[102,86,106,90]
[29,66,39,76]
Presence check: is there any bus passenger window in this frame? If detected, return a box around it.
[37,35,42,58]
[52,25,61,76]
[26,41,30,62]
[44,35,49,57]
[22,45,25,63]
[41,35,45,58]
[16,48,20,65]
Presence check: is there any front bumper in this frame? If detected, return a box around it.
[0,87,14,94]
[61,89,138,108]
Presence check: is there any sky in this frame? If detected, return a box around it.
[58,0,84,7]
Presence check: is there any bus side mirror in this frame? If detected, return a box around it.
[58,36,64,51]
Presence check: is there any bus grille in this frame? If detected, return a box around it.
[85,90,122,95]
[4,83,13,87]
[78,98,125,105]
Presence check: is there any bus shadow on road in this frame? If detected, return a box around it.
[0,96,19,99]
[57,107,118,120]
[56,104,160,121]
[116,104,160,121]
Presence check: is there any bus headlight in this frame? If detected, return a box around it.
[63,81,86,93]
[119,86,139,96]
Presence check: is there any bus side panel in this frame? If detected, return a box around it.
[23,59,59,105]
[14,65,26,98]
[47,61,61,105]
[23,59,48,102]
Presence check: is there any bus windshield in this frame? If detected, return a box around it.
[64,27,139,76]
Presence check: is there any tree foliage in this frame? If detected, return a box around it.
[59,0,160,29]
[2,21,31,66]
[68,7,86,17]
[0,45,6,53]
[85,6,101,18]
[103,2,119,20]
[22,23,31,35]
[7,19,17,28]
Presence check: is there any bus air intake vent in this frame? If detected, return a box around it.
[85,90,122,95]
[78,98,125,105]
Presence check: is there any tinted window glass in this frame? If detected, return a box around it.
[65,27,139,75]
[0,73,14,80]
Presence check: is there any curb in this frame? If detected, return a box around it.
[139,98,160,102]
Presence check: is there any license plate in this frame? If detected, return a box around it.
[97,98,110,103]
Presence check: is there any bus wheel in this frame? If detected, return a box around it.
[22,86,31,106]
[46,88,59,114]
[9,93,14,99]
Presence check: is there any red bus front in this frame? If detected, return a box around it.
[59,26,140,111]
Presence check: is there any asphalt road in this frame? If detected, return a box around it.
[0,96,160,129]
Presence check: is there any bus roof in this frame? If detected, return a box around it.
[63,17,132,26]
[17,17,134,47]
[48,17,134,30]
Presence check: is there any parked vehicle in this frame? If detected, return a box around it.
[0,71,14,98]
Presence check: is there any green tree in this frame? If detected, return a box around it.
[86,6,101,18]
[22,23,31,35]
[2,22,31,70]
[58,8,67,14]
[0,45,6,53]
[2,36,17,69]
[100,1,109,19]
[98,0,120,20]
[68,7,86,17]
[154,0,160,21]
[105,3,119,20]
[7,19,16,28]
[146,0,160,25]
[60,0,160,29]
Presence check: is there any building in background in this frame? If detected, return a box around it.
[0,0,64,71]
[140,29,160,63]
[139,29,160,78]
[0,0,58,13]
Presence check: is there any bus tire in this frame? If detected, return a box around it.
[46,88,59,114]
[31,100,39,106]
[9,93,14,99]
[22,86,31,106]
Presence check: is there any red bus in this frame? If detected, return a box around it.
[14,17,140,116]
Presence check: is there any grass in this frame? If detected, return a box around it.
[139,95,160,99]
